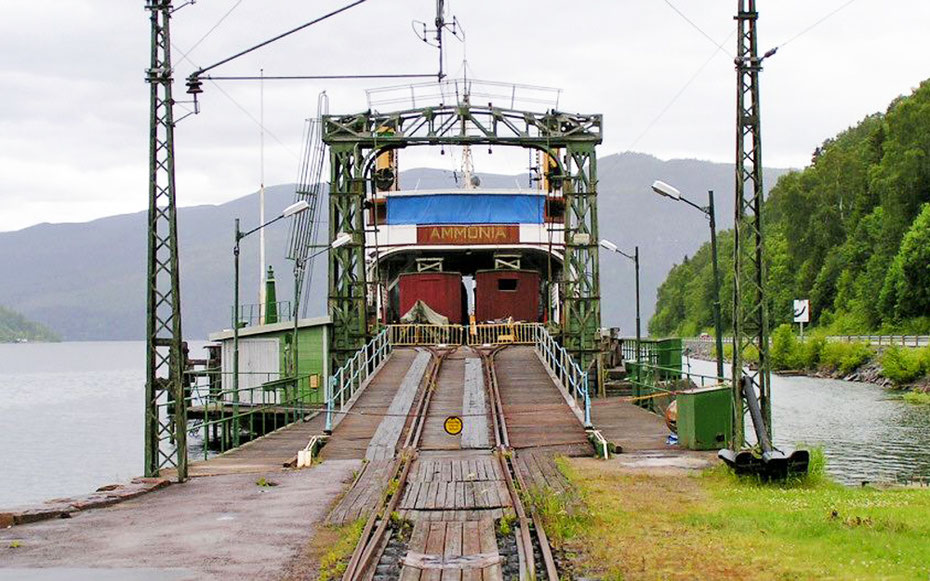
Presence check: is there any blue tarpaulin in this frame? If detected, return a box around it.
[386,194,544,225]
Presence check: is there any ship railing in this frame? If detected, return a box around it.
[384,322,541,346]
[325,328,393,433]
[532,325,592,428]
[467,322,539,345]
[388,324,466,346]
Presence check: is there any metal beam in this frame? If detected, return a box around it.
[732,0,770,449]
[322,103,602,375]
[144,0,187,480]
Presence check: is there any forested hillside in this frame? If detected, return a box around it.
[651,79,930,336]
[0,305,59,342]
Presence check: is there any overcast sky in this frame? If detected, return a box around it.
[2,0,929,232]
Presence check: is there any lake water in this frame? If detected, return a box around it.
[687,357,930,485]
[0,341,204,508]
[1,343,929,507]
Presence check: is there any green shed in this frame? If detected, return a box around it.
[209,316,331,405]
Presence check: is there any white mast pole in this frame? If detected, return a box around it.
[259,68,266,324]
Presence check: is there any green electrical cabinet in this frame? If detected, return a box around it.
[676,386,732,450]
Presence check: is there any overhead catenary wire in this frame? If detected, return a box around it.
[775,0,860,50]
[172,44,301,160]
[175,0,246,65]
[626,27,736,152]
[662,0,734,58]
[191,0,370,78]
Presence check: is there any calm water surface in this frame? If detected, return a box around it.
[2,343,929,506]
[0,341,206,508]
[687,357,930,485]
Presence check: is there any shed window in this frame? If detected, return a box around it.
[498,278,518,291]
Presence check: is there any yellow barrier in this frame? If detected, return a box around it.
[467,323,538,345]
[388,324,465,346]
[385,323,540,346]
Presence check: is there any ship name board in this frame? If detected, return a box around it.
[417,225,520,245]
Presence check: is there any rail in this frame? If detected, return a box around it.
[325,328,393,433]
[533,324,592,428]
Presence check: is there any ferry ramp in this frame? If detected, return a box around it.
[494,346,591,455]
[320,347,431,461]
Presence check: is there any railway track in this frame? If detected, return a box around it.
[341,346,561,581]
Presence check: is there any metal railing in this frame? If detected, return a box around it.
[325,328,393,433]
[389,324,465,346]
[687,335,930,348]
[156,369,323,464]
[628,359,727,413]
[469,322,539,345]
[533,325,592,428]
[232,300,294,327]
[386,322,541,346]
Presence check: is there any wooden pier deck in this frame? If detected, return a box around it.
[167,412,328,478]
[591,396,673,453]
[494,346,590,455]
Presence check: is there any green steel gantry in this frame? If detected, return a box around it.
[144,0,187,479]
[732,0,771,449]
[321,104,604,374]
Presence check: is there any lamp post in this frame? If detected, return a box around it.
[290,231,352,411]
[599,239,641,379]
[232,200,309,447]
[652,180,724,380]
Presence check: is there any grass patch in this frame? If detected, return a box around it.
[317,519,366,581]
[904,390,930,405]
[559,457,930,580]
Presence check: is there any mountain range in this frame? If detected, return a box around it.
[0,152,789,340]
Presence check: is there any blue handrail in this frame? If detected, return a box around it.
[325,328,393,433]
[533,325,592,428]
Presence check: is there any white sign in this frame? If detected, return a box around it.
[793,299,810,323]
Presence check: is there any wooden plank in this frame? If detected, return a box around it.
[441,522,463,581]
[423,522,447,581]
[456,482,466,510]
[452,459,462,483]
[400,521,432,581]
[461,519,480,581]
[366,351,432,461]
[435,477,448,509]
[461,358,490,449]
[477,518,502,581]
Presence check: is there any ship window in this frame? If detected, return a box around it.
[498,278,518,292]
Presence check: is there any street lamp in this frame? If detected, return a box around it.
[600,239,641,380]
[652,180,724,380]
[232,200,310,446]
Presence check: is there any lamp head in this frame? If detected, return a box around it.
[331,232,352,249]
[282,200,310,217]
[599,239,619,253]
[651,180,681,200]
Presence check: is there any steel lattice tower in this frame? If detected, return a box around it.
[144,0,187,479]
[732,0,770,448]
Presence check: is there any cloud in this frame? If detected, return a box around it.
[2,0,930,232]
